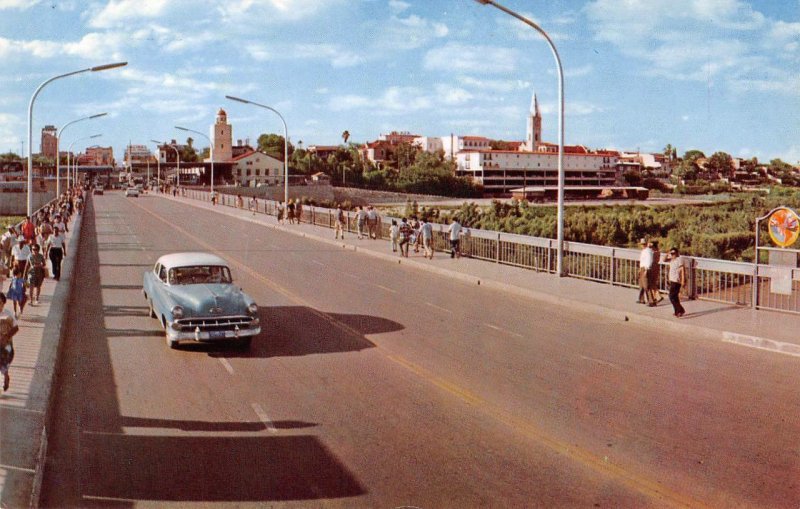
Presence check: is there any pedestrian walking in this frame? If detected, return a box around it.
[287,199,296,224]
[11,237,30,275]
[389,219,399,252]
[276,201,284,223]
[20,217,35,245]
[420,218,434,259]
[236,194,244,209]
[27,244,45,305]
[367,206,379,239]
[637,238,654,305]
[334,205,346,240]
[249,196,258,215]
[0,293,19,392]
[0,227,15,269]
[648,241,664,305]
[296,201,304,223]
[398,218,412,257]
[47,230,66,281]
[448,218,462,259]
[356,206,367,239]
[411,216,421,253]
[7,267,26,318]
[666,247,686,317]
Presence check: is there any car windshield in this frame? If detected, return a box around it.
[168,265,232,285]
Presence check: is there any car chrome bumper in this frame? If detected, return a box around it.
[167,325,261,342]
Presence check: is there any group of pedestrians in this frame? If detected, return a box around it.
[354,206,380,240]
[390,216,435,258]
[275,199,303,224]
[0,188,78,393]
[0,190,75,318]
[638,238,687,317]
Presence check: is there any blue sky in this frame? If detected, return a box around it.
[0,0,798,164]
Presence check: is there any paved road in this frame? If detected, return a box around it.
[39,192,800,507]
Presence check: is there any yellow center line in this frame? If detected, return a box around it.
[128,197,710,508]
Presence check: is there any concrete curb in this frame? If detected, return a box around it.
[28,206,84,509]
[164,195,791,358]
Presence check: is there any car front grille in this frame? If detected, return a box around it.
[175,315,255,332]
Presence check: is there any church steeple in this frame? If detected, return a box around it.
[526,91,542,151]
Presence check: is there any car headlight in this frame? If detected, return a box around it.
[171,305,184,319]
[247,303,258,315]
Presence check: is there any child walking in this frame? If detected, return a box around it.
[7,267,26,318]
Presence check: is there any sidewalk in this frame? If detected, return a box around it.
[168,193,800,359]
[0,212,82,509]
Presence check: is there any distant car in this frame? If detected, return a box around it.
[142,252,260,349]
[125,187,139,197]
[93,187,104,195]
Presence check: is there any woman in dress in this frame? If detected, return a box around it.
[27,244,46,305]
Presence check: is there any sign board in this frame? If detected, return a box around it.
[768,207,800,248]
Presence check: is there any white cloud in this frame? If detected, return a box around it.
[584,0,798,94]
[424,43,520,74]
[539,101,606,116]
[373,12,449,51]
[329,86,433,113]
[218,0,345,23]
[458,76,531,93]
[435,84,472,105]
[388,0,410,13]
[0,0,40,9]
[247,42,364,67]
[495,11,569,41]
[88,0,172,28]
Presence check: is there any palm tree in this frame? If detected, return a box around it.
[342,130,350,145]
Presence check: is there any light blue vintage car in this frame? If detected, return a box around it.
[143,252,260,349]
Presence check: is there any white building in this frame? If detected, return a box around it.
[456,148,619,195]
[440,135,492,160]
[232,150,283,187]
[413,136,443,154]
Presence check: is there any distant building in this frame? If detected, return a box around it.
[124,144,151,164]
[456,149,619,195]
[213,108,233,162]
[40,125,57,161]
[361,131,421,164]
[84,146,114,166]
[155,140,189,163]
[231,139,254,160]
[413,136,443,154]
[307,145,340,161]
[232,150,283,187]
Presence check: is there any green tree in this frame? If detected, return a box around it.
[341,130,350,144]
[705,151,735,178]
[0,152,21,161]
[257,133,294,161]
[180,137,198,162]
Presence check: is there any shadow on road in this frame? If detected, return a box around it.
[80,434,363,503]
[205,306,402,359]
[40,195,368,507]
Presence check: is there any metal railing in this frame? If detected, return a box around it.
[180,189,800,315]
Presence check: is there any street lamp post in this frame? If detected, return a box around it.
[56,112,106,196]
[26,61,126,216]
[175,126,214,194]
[225,95,289,206]
[67,134,102,191]
[473,0,565,276]
[152,140,180,188]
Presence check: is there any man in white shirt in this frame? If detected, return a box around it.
[638,238,653,305]
[448,218,462,259]
[0,227,16,268]
[11,237,31,274]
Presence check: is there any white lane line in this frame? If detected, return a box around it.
[218,357,235,375]
[251,402,278,433]
[311,260,325,267]
[426,302,453,314]
[342,272,361,280]
[373,283,397,293]
[484,323,524,338]
[0,463,35,473]
[580,355,621,370]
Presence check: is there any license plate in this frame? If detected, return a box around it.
[209,330,226,339]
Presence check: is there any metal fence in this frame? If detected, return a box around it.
[182,189,799,315]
